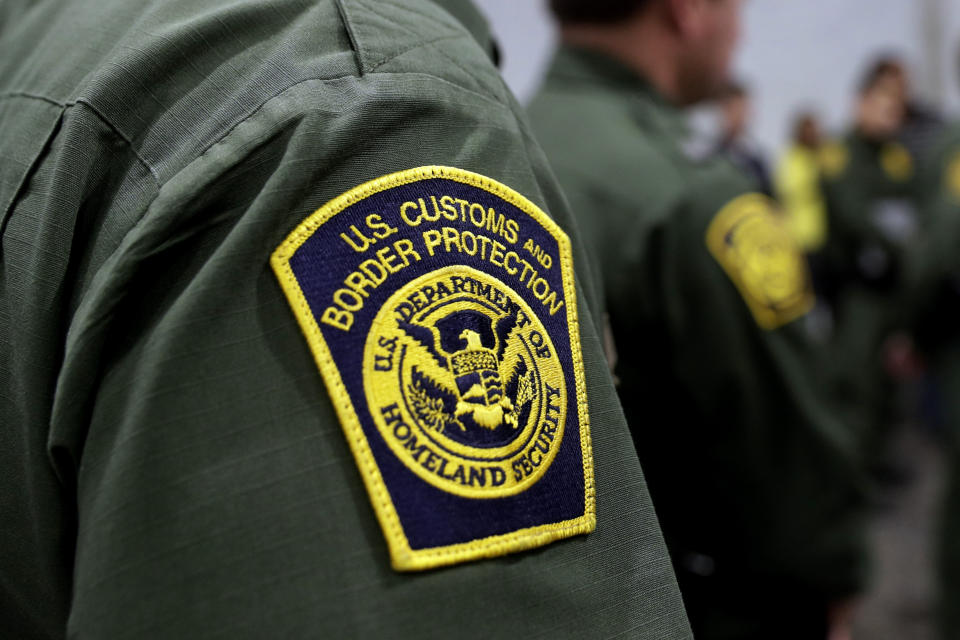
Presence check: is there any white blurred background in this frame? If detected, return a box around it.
[473,0,960,155]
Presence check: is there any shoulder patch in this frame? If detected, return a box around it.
[880,142,913,182]
[706,193,815,330]
[944,149,960,203]
[272,166,595,571]
[819,141,849,179]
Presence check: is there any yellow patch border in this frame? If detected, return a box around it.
[706,193,815,330]
[271,165,595,571]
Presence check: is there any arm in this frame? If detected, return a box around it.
[618,178,868,599]
[47,69,690,638]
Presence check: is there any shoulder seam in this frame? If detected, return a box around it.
[334,0,364,76]
[366,34,462,73]
[73,98,161,185]
[138,68,510,211]
[0,91,64,107]
[337,0,500,103]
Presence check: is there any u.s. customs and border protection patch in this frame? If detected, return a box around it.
[706,193,815,330]
[271,166,595,571]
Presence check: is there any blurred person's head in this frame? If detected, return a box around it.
[551,0,744,106]
[859,55,909,104]
[856,84,904,140]
[791,111,821,149]
[855,56,907,140]
[717,81,750,140]
[549,0,651,24]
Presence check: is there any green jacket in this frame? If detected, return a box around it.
[908,122,960,325]
[818,131,918,450]
[0,2,691,638]
[820,131,916,293]
[906,121,960,639]
[529,44,868,634]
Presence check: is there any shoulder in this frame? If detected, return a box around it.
[529,88,685,216]
[338,0,509,103]
[665,161,775,259]
[52,0,513,184]
[927,122,960,174]
[776,145,816,177]
[927,122,960,203]
[676,157,757,225]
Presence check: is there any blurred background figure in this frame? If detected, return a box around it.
[714,81,774,196]
[864,55,946,160]
[909,117,960,640]
[819,57,917,488]
[776,111,828,254]
[899,48,960,640]
[475,0,960,638]
[528,1,868,638]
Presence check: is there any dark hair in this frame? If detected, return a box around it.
[548,0,651,25]
[858,54,905,94]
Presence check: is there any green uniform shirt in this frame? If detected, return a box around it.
[820,131,916,294]
[819,132,917,455]
[529,45,868,637]
[0,2,691,638]
[905,124,960,316]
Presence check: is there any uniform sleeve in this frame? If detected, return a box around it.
[47,70,691,639]
[907,136,960,349]
[615,178,869,599]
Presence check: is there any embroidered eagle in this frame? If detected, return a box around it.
[399,305,536,436]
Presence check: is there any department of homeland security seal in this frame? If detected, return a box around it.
[272,166,594,571]
[367,266,566,499]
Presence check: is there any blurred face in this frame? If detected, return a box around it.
[797,117,820,148]
[884,66,909,104]
[857,81,905,140]
[676,0,744,105]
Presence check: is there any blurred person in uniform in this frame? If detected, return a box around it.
[819,59,918,482]
[864,56,945,162]
[775,111,835,345]
[902,48,960,632]
[713,81,773,196]
[776,112,829,256]
[0,1,695,638]
[528,1,869,638]
[912,123,960,640]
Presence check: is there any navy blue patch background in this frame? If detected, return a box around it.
[289,177,586,550]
